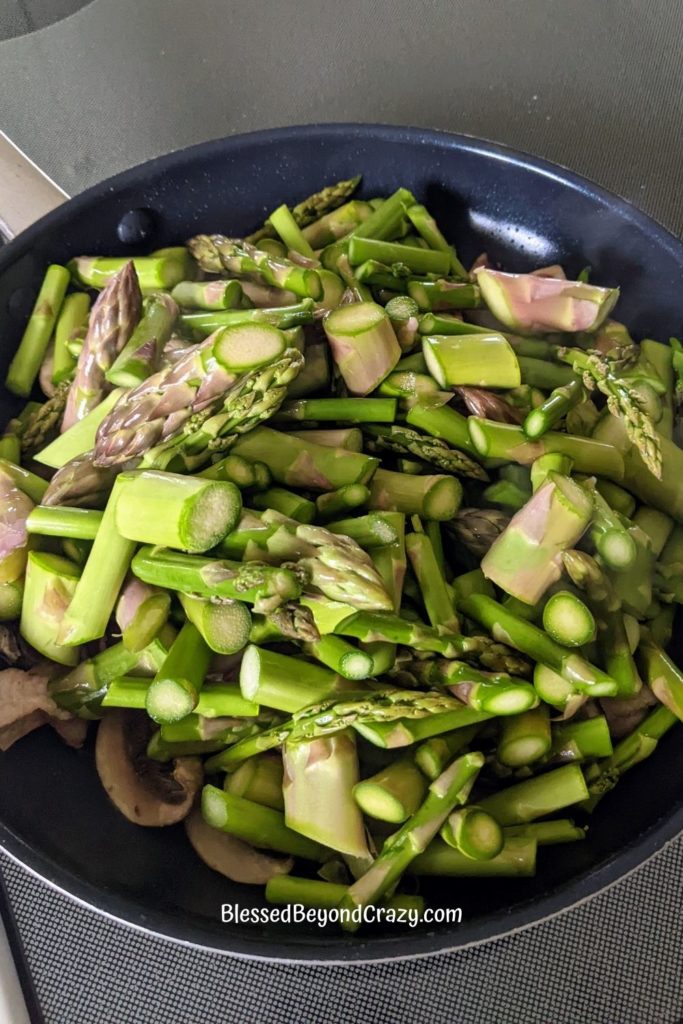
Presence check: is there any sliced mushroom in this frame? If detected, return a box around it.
[0,667,82,751]
[95,709,202,826]
[185,807,293,884]
[600,688,657,740]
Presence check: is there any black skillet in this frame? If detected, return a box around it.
[0,124,681,962]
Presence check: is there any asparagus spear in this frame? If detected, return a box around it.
[229,426,379,490]
[405,204,468,279]
[363,424,488,480]
[34,387,122,468]
[369,468,462,521]
[446,508,510,559]
[0,459,48,503]
[414,725,480,780]
[560,347,662,478]
[106,292,178,388]
[187,237,322,299]
[541,590,596,647]
[6,264,70,398]
[303,635,375,680]
[180,301,314,336]
[131,546,302,613]
[339,752,484,924]
[246,176,362,244]
[405,522,460,633]
[563,549,642,696]
[481,473,593,604]
[145,621,212,724]
[479,764,589,824]
[422,333,520,389]
[240,644,358,713]
[20,552,81,665]
[171,279,245,311]
[62,262,143,429]
[440,806,504,861]
[323,301,401,395]
[458,594,618,696]
[402,659,537,714]
[224,755,284,810]
[384,295,420,352]
[277,397,397,424]
[116,577,171,653]
[202,786,325,860]
[69,254,189,291]
[315,484,369,522]
[550,716,613,763]
[353,758,428,823]
[497,705,551,767]
[283,730,369,857]
[504,820,585,846]
[253,487,316,523]
[411,835,536,877]
[179,593,251,655]
[523,379,585,439]
[301,199,373,248]
[52,292,91,386]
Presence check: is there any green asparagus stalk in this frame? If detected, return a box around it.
[405,204,468,279]
[180,301,315,335]
[407,279,480,312]
[562,549,642,696]
[277,397,397,424]
[457,594,618,696]
[450,569,495,604]
[541,590,596,647]
[497,705,551,767]
[411,835,536,877]
[106,292,178,388]
[479,763,589,824]
[187,236,322,299]
[34,388,122,469]
[303,635,375,680]
[0,459,48,503]
[229,426,378,490]
[115,577,171,653]
[516,357,577,390]
[405,522,459,632]
[422,333,520,389]
[523,379,584,439]
[314,485,369,522]
[201,786,325,860]
[103,676,258,719]
[178,593,251,655]
[550,716,613,763]
[240,644,358,713]
[144,621,212,724]
[268,203,317,258]
[283,730,369,857]
[69,253,189,291]
[326,512,400,549]
[0,578,24,621]
[404,402,479,455]
[20,552,81,665]
[440,806,504,861]
[583,483,637,571]
[288,427,363,452]
[52,292,91,385]
[481,473,593,604]
[199,453,260,489]
[339,752,484,923]
[63,262,142,429]
[115,469,241,552]
[348,236,451,276]
[637,642,683,723]
[223,755,284,810]
[384,295,420,352]
[322,301,401,395]
[300,199,372,248]
[252,487,316,523]
[363,424,487,480]
[26,505,102,540]
[414,725,480,780]
[353,758,428,823]
[468,417,625,480]
[247,176,362,244]
[57,476,135,645]
[6,264,70,397]
[504,820,585,845]
[369,468,462,521]
[405,659,537,715]
[171,279,245,311]
[131,546,302,613]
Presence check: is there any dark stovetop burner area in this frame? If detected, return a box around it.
[0,0,92,41]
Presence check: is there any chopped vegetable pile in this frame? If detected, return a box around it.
[1,176,682,930]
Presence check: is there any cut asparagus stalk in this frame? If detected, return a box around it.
[451,569,495,604]
[213,509,274,559]
[405,402,478,455]
[180,300,315,335]
[339,752,484,924]
[116,579,171,653]
[224,754,285,810]
[52,292,91,385]
[252,487,316,524]
[360,640,396,676]
[405,204,468,279]
[479,763,589,825]
[147,732,230,762]
[115,469,241,552]
[517,356,577,390]
[481,474,593,604]
[542,590,596,646]
[103,677,258,719]
[171,279,245,311]
[353,758,428,823]
[497,705,551,767]
[277,397,397,423]
[136,547,301,613]
[422,333,520,389]
[300,199,373,248]
[407,280,480,312]
[638,642,683,723]
[144,621,212,724]
[584,484,637,571]
[229,427,379,490]
[411,660,538,715]
[532,663,578,710]
[265,875,425,916]
[26,506,103,540]
[34,388,123,468]
[440,806,504,861]
[406,523,459,633]
[369,468,462,521]
[269,204,317,258]
[70,254,188,291]
[593,479,636,518]
[240,644,358,713]
[179,593,251,655]
[411,835,536,876]
[504,820,585,845]
[350,187,415,240]
[481,479,529,512]
[20,552,81,665]
[289,428,363,452]
[246,176,362,245]
[57,476,135,645]
[106,292,178,387]
[0,578,24,621]
[187,238,323,299]
[523,379,584,439]
[199,453,259,489]
[364,423,487,480]
[202,786,325,860]
[475,267,618,333]
[327,513,400,548]
[550,716,613,762]
[348,236,451,276]
[384,295,420,352]
[283,730,368,858]
[415,725,480,780]
[315,484,370,522]
[468,417,625,480]
[6,264,70,397]
[632,506,674,557]
[610,523,654,617]
[458,594,618,696]
[303,635,375,680]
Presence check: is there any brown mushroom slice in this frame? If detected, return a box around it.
[185,807,293,884]
[0,666,75,751]
[95,709,202,826]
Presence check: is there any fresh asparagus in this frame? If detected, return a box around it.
[188,237,322,300]
[6,264,70,398]
[363,424,488,480]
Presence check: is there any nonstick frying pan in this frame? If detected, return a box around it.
[0,124,682,963]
